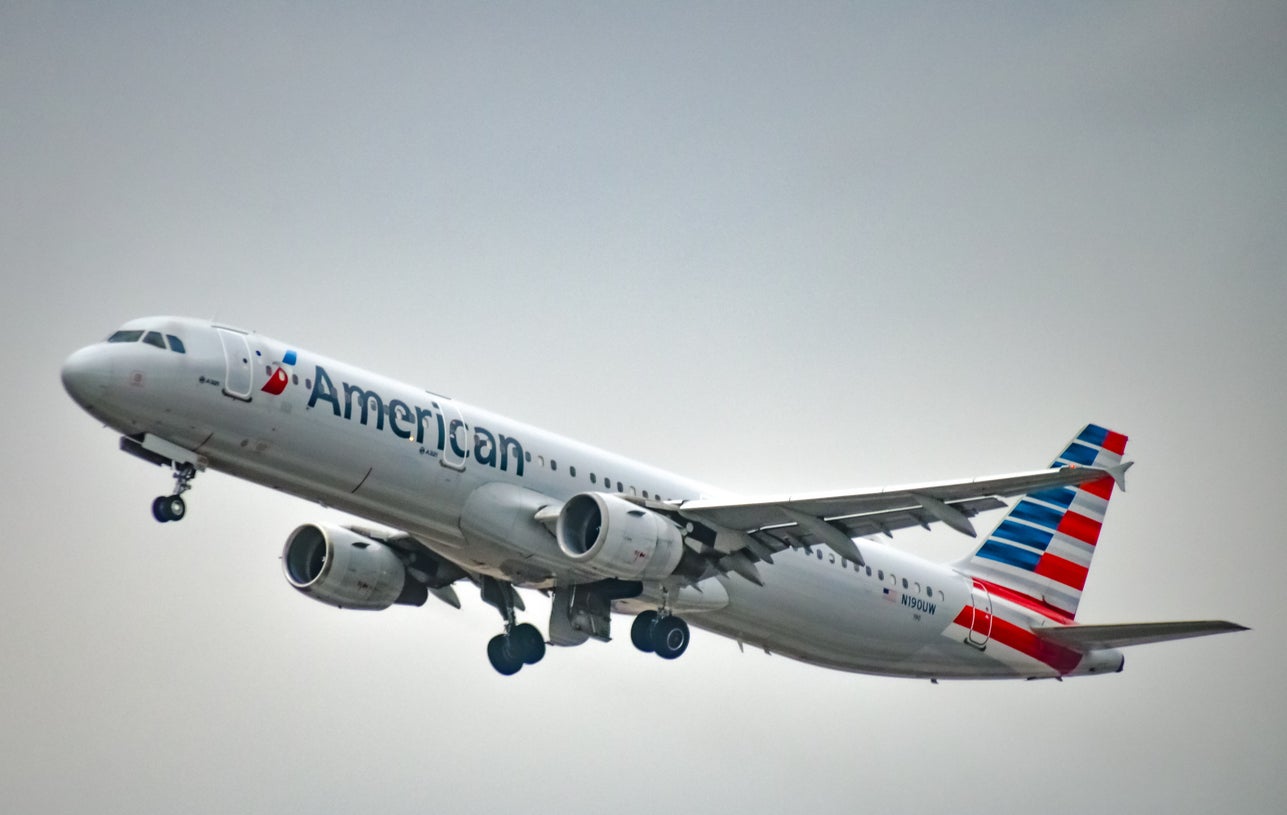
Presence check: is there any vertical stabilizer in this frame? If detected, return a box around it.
[958,424,1128,620]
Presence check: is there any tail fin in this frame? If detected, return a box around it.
[959,424,1129,621]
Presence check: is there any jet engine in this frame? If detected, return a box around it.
[282,523,427,610]
[556,493,685,581]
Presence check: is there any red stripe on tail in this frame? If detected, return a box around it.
[1101,431,1128,455]
[974,578,1076,624]
[1079,476,1115,501]
[953,605,1083,674]
[1056,511,1102,545]
[1034,554,1089,591]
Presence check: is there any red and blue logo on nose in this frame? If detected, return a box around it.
[261,349,297,395]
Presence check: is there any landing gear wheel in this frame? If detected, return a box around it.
[651,615,690,660]
[151,494,186,523]
[487,633,524,676]
[163,495,186,522]
[511,623,546,665]
[631,610,659,653]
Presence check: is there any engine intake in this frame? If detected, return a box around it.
[282,524,426,610]
[556,493,685,581]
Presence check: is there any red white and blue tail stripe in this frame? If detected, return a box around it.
[960,424,1128,620]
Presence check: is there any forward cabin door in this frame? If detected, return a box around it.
[217,328,253,401]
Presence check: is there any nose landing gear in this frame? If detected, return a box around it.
[152,462,197,523]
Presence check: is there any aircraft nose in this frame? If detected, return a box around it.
[61,345,114,407]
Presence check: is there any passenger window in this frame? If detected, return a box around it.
[525,452,532,463]
[569,466,576,477]
[902,578,909,589]
[291,374,298,385]
[142,331,166,349]
[166,335,186,353]
[866,566,872,576]
[926,586,933,597]
[551,460,558,472]
[108,330,143,343]
[642,490,649,499]
[877,570,884,580]
[590,473,597,484]
[617,483,624,493]
[604,478,611,489]
[816,550,823,560]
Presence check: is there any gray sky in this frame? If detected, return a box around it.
[2,3,1284,813]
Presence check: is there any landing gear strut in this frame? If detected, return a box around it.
[152,462,196,523]
[481,576,546,676]
[630,609,690,660]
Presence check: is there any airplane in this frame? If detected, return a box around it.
[61,316,1245,679]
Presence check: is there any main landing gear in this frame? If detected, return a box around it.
[152,462,196,523]
[487,623,546,677]
[481,576,546,676]
[630,610,690,660]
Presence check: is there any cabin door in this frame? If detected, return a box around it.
[435,397,468,471]
[217,328,253,401]
[966,582,992,648]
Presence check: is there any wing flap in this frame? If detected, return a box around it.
[651,464,1125,580]
[679,465,1118,532]
[1034,620,1248,650]
[672,464,1120,567]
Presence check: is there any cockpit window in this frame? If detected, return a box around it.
[105,328,186,352]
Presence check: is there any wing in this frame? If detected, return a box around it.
[650,463,1130,583]
[1034,620,1248,650]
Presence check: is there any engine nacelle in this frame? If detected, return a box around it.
[556,493,685,581]
[282,524,425,610]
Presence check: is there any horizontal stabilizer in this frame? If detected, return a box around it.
[1034,620,1248,651]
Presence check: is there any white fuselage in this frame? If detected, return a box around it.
[62,316,1124,680]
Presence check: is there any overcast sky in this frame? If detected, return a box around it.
[2,3,1284,813]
